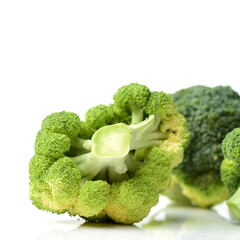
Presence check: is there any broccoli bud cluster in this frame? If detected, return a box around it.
[166,85,240,207]
[221,128,240,221]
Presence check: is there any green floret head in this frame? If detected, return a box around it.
[220,128,240,221]
[35,131,70,158]
[136,146,172,191]
[221,158,239,196]
[167,85,240,207]
[221,128,240,196]
[29,82,190,224]
[105,175,159,224]
[29,154,55,179]
[29,157,81,214]
[85,104,117,131]
[222,128,240,163]
[41,111,81,137]
[145,91,175,116]
[113,83,150,124]
[77,180,110,217]
[44,157,81,208]
[29,178,51,211]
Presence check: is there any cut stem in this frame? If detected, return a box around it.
[227,187,240,221]
[70,114,166,183]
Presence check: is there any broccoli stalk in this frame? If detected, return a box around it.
[128,100,144,124]
[227,187,240,221]
[70,114,166,183]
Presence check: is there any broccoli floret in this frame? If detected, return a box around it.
[35,131,71,158]
[41,111,81,137]
[29,83,190,224]
[113,83,150,124]
[221,128,240,221]
[85,104,117,131]
[77,181,110,217]
[167,85,240,207]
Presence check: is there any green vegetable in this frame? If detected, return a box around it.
[29,83,190,224]
[221,128,240,221]
[167,85,240,207]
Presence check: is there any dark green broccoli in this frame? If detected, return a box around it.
[221,128,240,221]
[29,83,190,224]
[166,85,240,207]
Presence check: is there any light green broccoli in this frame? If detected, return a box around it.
[221,128,240,222]
[29,83,190,224]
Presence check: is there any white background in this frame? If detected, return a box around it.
[1,1,240,239]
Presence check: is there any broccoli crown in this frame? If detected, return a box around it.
[221,128,240,221]
[171,85,240,207]
[29,83,190,224]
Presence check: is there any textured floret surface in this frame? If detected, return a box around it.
[170,85,240,207]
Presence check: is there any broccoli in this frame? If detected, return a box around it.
[166,85,240,207]
[29,83,190,224]
[221,128,240,221]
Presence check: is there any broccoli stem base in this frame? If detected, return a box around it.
[227,187,240,221]
[71,123,132,182]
